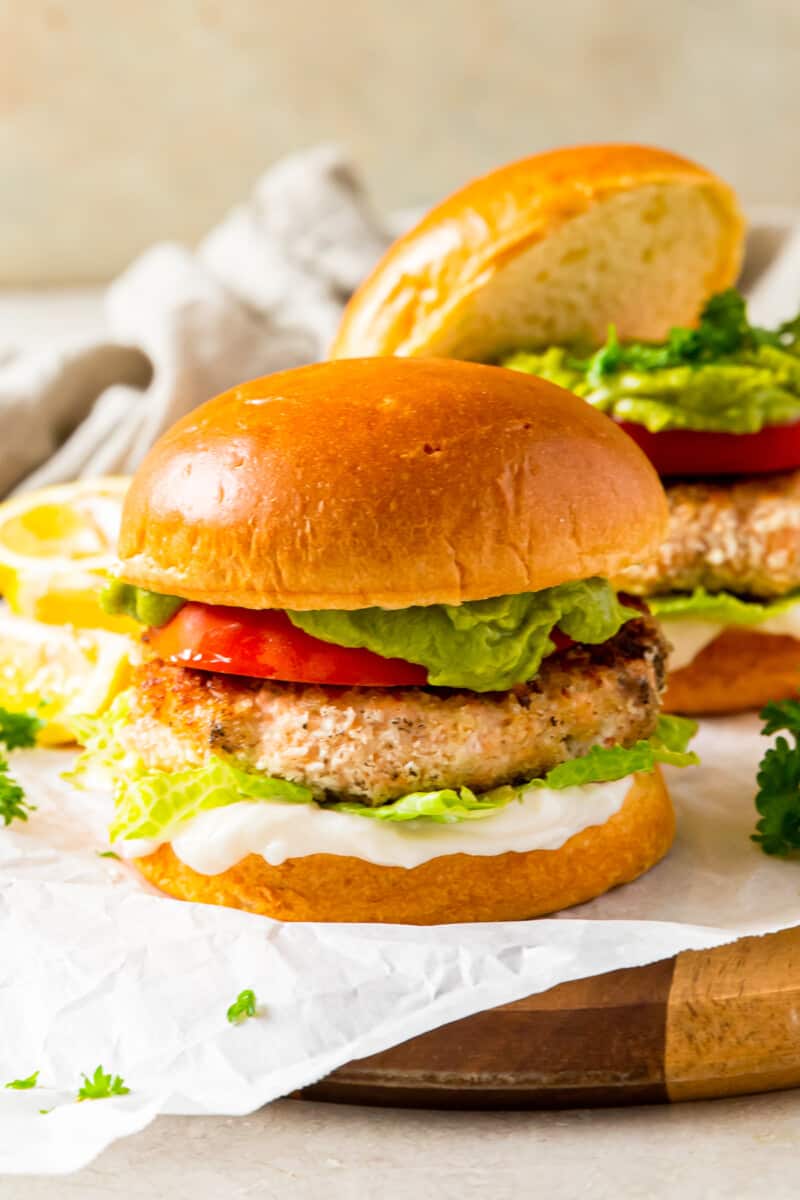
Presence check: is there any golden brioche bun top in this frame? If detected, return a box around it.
[331,143,745,362]
[118,358,667,610]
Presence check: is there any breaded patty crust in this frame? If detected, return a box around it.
[121,614,667,804]
[617,468,800,598]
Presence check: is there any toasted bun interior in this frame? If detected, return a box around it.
[118,358,667,611]
[664,629,800,715]
[332,144,744,363]
[133,770,673,924]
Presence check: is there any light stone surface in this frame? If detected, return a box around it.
[2,0,800,282]
[3,1092,800,1197]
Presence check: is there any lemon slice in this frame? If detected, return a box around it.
[0,610,132,745]
[0,477,137,633]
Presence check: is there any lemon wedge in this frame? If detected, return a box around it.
[0,611,132,745]
[0,477,137,633]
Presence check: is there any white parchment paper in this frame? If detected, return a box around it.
[0,714,797,1173]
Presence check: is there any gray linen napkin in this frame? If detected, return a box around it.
[2,145,391,496]
[1,148,799,498]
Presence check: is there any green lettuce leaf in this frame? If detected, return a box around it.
[331,787,511,823]
[289,578,638,692]
[69,696,313,842]
[524,715,698,787]
[649,588,800,626]
[110,759,312,842]
[74,700,696,843]
[502,290,800,435]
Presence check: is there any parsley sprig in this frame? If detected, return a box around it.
[752,699,800,855]
[584,289,800,386]
[0,706,41,827]
[76,1065,130,1101]
[0,767,35,827]
[227,989,258,1024]
[0,708,42,751]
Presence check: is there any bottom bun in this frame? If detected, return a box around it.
[664,629,800,715]
[134,770,673,924]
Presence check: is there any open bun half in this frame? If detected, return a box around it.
[332,143,744,363]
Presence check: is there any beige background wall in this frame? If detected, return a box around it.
[1,0,798,283]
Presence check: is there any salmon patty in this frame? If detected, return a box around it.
[120,614,667,804]
[617,468,800,598]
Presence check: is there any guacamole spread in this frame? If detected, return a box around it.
[502,290,800,434]
[100,580,185,627]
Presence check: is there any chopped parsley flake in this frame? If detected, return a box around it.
[76,1065,130,1101]
[227,989,258,1024]
[4,1070,39,1090]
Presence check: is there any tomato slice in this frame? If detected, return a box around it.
[617,420,800,477]
[147,603,429,687]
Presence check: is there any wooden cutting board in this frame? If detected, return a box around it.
[301,927,800,1108]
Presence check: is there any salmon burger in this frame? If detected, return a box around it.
[330,143,800,713]
[81,357,696,923]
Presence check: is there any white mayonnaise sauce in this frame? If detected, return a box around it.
[116,776,632,873]
[663,599,800,671]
